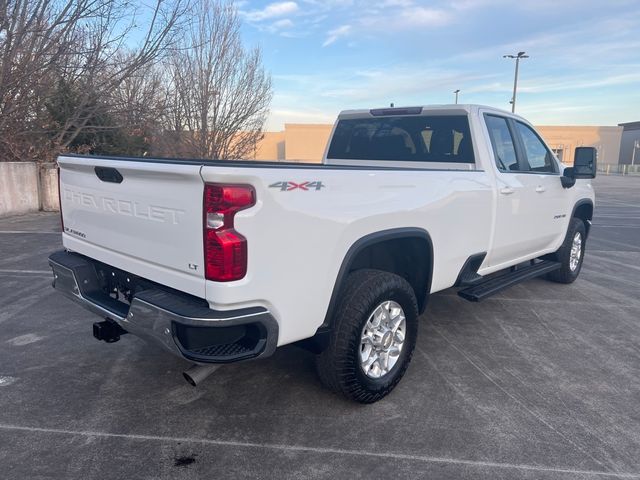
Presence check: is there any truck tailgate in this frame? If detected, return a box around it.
[58,156,206,298]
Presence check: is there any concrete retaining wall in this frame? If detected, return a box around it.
[0,162,59,216]
[40,164,60,212]
[0,162,40,216]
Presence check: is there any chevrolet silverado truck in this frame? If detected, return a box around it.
[48,105,596,403]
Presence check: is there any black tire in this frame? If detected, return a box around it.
[316,269,419,404]
[546,217,587,284]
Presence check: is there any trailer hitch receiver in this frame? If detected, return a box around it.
[93,320,127,343]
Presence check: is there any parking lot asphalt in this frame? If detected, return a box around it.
[0,175,639,480]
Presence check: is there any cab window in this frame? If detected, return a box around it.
[515,122,558,173]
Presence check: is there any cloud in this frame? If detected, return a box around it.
[272,18,294,28]
[266,18,295,33]
[261,0,640,128]
[518,72,640,94]
[267,65,503,129]
[380,0,414,6]
[360,6,452,29]
[322,25,351,47]
[242,1,299,22]
[450,16,640,70]
[278,64,497,104]
[300,0,354,7]
[398,6,451,26]
[449,0,609,11]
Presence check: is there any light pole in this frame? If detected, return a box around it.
[633,140,639,166]
[454,89,460,104]
[503,51,529,113]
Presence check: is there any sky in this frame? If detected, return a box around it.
[234,0,640,130]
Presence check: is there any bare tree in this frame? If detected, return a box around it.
[102,60,169,156]
[164,0,272,160]
[50,1,188,154]
[0,0,85,159]
[0,0,188,161]
[0,0,270,162]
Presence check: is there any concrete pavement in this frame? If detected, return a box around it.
[0,176,639,479]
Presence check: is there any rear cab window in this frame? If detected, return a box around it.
[326,114,476,168]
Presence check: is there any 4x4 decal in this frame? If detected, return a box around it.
[269,181,325,191]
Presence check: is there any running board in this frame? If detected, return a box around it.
[458,261,561,302]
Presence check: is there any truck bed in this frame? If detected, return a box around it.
[58,152,494,346]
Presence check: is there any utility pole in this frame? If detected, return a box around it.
[503,51,529,113]
[454,89,460,104]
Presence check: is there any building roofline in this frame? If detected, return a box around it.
[618,121,640,130]
[283,123,334,129]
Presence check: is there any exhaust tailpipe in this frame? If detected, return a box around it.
[183,364,222,387]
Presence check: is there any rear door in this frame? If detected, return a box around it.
[58,156,206,298]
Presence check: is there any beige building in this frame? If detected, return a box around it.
[253,124,332,163]
[536,126,622,166]
[253,123,625,166]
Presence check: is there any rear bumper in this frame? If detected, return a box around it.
[48,250,278,364]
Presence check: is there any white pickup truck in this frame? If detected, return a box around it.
[49,104,596,403]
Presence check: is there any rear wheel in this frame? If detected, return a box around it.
[546,217,586,284]
[316,269,418,403]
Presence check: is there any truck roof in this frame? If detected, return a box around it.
[337,104,522,120]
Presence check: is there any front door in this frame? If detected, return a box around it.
[511,120,569,253]
[484,114,566,268]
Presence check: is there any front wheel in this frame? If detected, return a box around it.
[546,217,587,284]
[316,269,419,403]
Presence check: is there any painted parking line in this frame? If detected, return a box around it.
[0,231,60,234]
[591,225,640,228]
[0,279,55,324]
[0,269,51,275]
[0,377,17,387]
[596,201,640,208]
[0,423,638,478]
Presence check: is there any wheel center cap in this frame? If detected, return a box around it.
[381,331,393,349]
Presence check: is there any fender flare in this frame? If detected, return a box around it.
[321,227,434,329]
[570,199,594,238]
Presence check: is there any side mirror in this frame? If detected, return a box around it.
[561,167,576,188]
[561,147,597,188]
[573,147,597,179]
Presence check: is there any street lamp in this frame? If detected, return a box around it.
[453,89,460,104]
[503,51,529,113]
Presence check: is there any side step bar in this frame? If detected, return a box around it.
[458,260,561,302]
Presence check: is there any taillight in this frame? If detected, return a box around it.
[203,183,256,282]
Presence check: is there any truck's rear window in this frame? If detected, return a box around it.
[327,115,475,163]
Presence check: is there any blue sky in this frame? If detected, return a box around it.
[235,0,640,130]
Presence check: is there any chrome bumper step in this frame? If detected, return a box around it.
[48,250,278,363]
